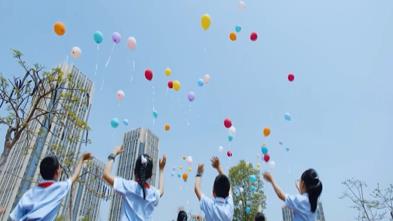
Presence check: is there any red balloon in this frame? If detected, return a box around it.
[224,118,232,128]
[168,81,173,89]
[145,68,153,81]
[227,151,233,157]
[250,32,258,41]
[288,73,295,82]
[263,154,270,162]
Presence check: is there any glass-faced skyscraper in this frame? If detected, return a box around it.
[109,128,159,221]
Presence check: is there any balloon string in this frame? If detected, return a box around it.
[100,78,105,91]
[105,44,116,68]
[94,45,100,76]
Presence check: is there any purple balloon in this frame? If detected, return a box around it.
[112,32,121,44]
[187,91,195,102]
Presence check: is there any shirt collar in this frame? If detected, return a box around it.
[214,197,227,204]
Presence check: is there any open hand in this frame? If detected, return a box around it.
[263,172,274,183]
[211,156,220,169]
[197,164,205,175]
[81,152,93,161]
[159,155,167,170]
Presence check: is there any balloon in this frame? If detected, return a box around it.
[229,126,236,134]
[224,118,232,128]
[229,32,237,41]
[249,175,257,183]
[70,47,81,59]
[187,167,192,172]
[250,185,257,192]
[111,118,120,128]
[173,80,181,91]
[218,146,224,152]
[179,165,183,170]
[263,128,271,137]
[239,200,243,205]
[239,187,244,192]
[288,72,295,82]
[171,172,175,177]
[186,156,193,164]
[268,161,276,169]
[227,150,233,157]
[177,174,181,178]
[256,163,261,169]
[263,154,270,162]
[152,110,158,119]
[228,135,234,142]
[203,74,211,84]
[167,81,173,89]
[164,68,172,76]
[286,147,290,152]
[197,79,204,87]
[164,123,171,131]
[123,119,129,126]
[250,32,258,41]
[182,173,188,182]
[279,141,283,145]
[245,207,251,214]
[201,14,211,31]
[284,112,292,121]
[187,91,196,102]
[53,21,66,36]
[145,68,153,81]
[235,26,242,33]
[127,36,137,49]
[261,146,268,155]
[112,32,121,44]
[239,0,246,9]
[93,31,103,44]
[116,90,125,101]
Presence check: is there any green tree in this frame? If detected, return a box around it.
[229,160,266,221]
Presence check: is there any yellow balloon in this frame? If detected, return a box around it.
[173,80,181,91]
[201,14,211,31]
[165,68,172,76]
[164,123,171,131]
[263,128,271,137]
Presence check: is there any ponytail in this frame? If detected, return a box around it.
[301,169,323,213]
[134,154,153,200]
[177,210,188,221]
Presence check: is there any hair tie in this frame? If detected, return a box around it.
[141,155,147,165]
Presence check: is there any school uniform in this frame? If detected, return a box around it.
[10,179,72,221]
[113,177,160,221]
[200,194,234,221]
[285,193,316,221]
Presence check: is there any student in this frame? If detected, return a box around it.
[254,212,266,221]
[194,156,233,221]
[10,153,92,221]
[263,169,323,221]
[177,210,188,221]
[103,146,167,221]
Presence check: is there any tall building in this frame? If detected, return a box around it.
[282,202,325,221]
[109,128,159,221]
[0,64,93,220]
[69,158,113,221]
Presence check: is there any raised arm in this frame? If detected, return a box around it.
[70,153,92,184]
[158,155,167,197]
[194,164,204,201]
[103,146,123,187]
[211,156,224,175]
[263,172,286,201]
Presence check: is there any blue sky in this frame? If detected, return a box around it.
[1,0,393,220]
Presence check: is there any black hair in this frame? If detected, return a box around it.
[301,168,323,213]
[40,156,60,180]
[134,154,153,200]
[213,174,231,198]
[254,212,266,221]
[177,210,188,221]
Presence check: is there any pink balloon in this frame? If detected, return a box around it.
[116,90,125,101]
[127,37,137,49]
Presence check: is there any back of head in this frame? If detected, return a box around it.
[301,168,323,213]
[134,154,153,199]
[177,210,188,221]
[213,174,230,198]
[254,212,266,221]
[40,156,60,180]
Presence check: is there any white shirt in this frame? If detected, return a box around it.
[200,194,234,221]
[10,179,72,221]
[285,193,316,221]
[113,177,160,221]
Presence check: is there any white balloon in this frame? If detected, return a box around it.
[186,156,193,164]
[239,0,246,10]
[268,161,276,169]
[229,126,236,135]
[239,200,243,205]
[239,187,244,193]
[218,146,224,152]
[203,74,211,84]
[71,47,82,59]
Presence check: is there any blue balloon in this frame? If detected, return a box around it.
[235,25,242,33]
[261,146,268,155]
[197,79,204,87]
[111,118,120,128]
[228,135,234,142]
[250,185,257,192]
[123,119,129,126]
[152,111,158,119]
[93,31,104,44]
[284,112,292,121]
[245,207,251,214]
[249,175,257,183]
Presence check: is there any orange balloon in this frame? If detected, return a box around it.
[229,32,237,41]
[182,173,188,182]
[54,22,66,36]
[164,123,171,131]
[263,128,271,137]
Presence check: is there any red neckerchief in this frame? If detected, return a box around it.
[136,179,150,189]
[38,181,54,188]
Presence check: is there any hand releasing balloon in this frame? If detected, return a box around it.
[127,37,137,49]
[93,31,104,44]
[145,68,153,81]
[116,90,125,101]
[201,14,211,30]
[71,47,81,59]
[112,32,121,44]
[54,21,66,36]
